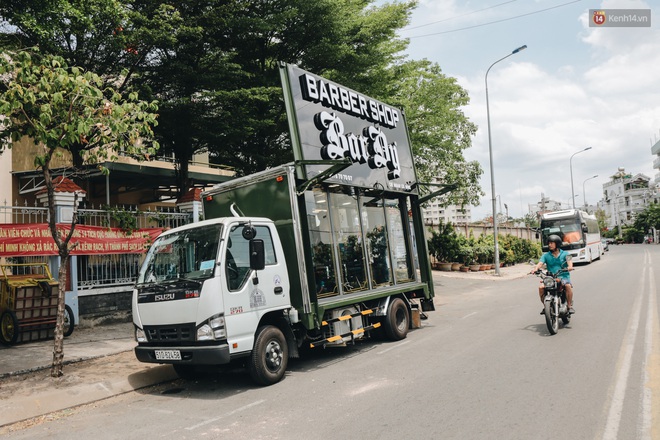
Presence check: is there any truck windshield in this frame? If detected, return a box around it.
[137,224,222,284]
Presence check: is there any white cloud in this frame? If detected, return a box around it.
[382,0,660,218]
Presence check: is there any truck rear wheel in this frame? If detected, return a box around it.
[384,298,409,341]
[249,325,288,386]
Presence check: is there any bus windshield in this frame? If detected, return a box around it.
[540,218,584,247]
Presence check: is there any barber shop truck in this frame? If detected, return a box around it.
[132,63,439,385]
[132,164,436,385]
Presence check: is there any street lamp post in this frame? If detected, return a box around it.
[485,44,527,276]
[570,147,592,209]
[582,174,598,208]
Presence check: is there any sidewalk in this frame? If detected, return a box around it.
[431,262,534,281]
[0,264,533,430]
[0,321,177,429]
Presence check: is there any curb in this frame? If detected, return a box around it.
[0,351,178,428]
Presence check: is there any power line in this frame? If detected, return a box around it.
[407,0,583,39]
[403,1,519,31]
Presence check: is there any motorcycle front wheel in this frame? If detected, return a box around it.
[544,300,559,335]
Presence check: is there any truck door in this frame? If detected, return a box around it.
[223,223,290,353]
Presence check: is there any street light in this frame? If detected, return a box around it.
[582,174,598,208]
[485,44,527,276]
[569,147,592,209]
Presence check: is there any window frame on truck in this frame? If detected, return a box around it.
[303,184,417,301]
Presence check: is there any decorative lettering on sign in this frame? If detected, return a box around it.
[300,73,400,129]
[313,111,401,180]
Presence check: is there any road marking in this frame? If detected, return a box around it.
[185,399,265,431]
[461,312,478,319]
[377,340,410,355]
[602,263,645,440]
[642,252,657,440]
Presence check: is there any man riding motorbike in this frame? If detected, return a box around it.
[530,234,575,314]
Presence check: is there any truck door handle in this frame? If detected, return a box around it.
[274,287,283,295]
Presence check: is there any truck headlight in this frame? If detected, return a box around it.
[197,314,226,341]
[135,327,147,343]
[197,324,214,341]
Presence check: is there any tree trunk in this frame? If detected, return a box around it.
[50,255,70,377]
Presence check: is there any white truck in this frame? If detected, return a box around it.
[132,63,442,385]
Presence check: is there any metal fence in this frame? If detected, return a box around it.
[1,201,192,294]
[0,200,191,229]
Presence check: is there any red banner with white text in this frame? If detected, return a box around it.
[0,224,163,256]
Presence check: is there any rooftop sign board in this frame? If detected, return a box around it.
[279,63,417,194]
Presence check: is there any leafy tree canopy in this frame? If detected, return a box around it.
[0,47,159,377]
[1,0,483,207]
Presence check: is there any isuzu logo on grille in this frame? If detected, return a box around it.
[155,293,175,302]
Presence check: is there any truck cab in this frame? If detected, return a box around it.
[133,217,293,384]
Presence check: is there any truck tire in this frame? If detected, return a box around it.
[249,325,288,386]
[0,310,20,345]
[63,305,75,337]
[384,298,409,341]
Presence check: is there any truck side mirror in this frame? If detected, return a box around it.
[250,239,265,271]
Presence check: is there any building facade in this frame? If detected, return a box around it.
[422,202,471,226]
[599,168,657,231]
[653,138,660,186]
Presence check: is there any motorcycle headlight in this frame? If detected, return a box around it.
[543,277,555,289]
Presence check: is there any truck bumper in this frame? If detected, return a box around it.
[134,344,231,365]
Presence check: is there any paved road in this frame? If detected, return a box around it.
[2,244,658,439]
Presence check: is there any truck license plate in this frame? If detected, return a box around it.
[154,349,181,361]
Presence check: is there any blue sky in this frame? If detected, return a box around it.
[378,0,659,219]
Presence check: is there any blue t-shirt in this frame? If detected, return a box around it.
[539,249,571,280]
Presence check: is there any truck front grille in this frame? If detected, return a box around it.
[144,323,195,343]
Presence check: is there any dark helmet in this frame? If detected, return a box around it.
[547,234,562,248]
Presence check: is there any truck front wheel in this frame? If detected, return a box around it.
[383,298,409,341]
[249,325,288,386]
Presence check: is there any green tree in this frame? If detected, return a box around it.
[631,202,660,242]
[594,207,608,232]
[0,0,177,169]
[1,1,485,205]
[427,221,460,263]
[385,60,482,207]
[0,49,159,377]
[523,213,539,228]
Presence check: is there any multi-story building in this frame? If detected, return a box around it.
[599,168,657,231]
[528,194,563,219]
[422,201,471,226]
[653,138,660,186]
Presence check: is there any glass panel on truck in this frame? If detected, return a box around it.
[386,197,414,283]
[226,225,276,291]
[330,191,367,293]
[306,189,339,299]
[362,197,392,287]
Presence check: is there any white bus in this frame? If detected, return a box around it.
[539,209,602,264]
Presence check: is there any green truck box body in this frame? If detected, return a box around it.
[203,164,434,331]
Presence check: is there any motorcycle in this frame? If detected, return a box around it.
[533,268,571,335]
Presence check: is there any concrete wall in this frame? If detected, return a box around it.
[426,223,540,242]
